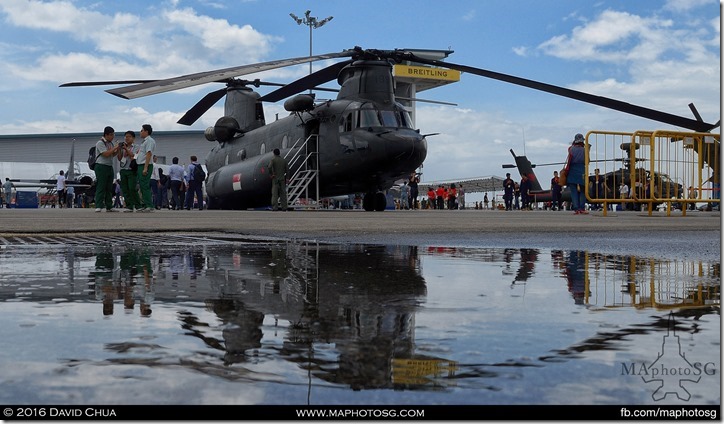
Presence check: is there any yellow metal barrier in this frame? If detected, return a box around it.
[584,130,634,215]
[584,130,720,216]
[649,130,720,216]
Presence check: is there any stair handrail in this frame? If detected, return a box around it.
[284,134,320,208]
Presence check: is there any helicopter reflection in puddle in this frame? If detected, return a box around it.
[84,243,438,389]
[0,241,719,395]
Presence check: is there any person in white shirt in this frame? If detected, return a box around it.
[135,124,156,212]
[168,157,185,210]
[56,170,67,208]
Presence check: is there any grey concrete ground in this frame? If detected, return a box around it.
[0,207,720,260]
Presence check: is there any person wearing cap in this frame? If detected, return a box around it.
[503,172,515,211]
[563,133,589,214]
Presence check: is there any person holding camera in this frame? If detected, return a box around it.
[94,126,121,212]
[408,172,420,209]
[117,130,140,212]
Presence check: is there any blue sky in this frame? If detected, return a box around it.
[0,0,719,184]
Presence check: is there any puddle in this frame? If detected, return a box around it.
[0,239,719,406]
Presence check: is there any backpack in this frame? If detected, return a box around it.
[193,163,206,182]
[87,146,98,170]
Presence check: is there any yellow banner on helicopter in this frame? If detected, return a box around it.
[394,64,460,82]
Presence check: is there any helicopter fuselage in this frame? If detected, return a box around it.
[204,97,427,209]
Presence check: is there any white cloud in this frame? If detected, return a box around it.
[163,8,279,60]
[0,104,177,134]
[533,6,719,126]
[0,0,99,31]
[512,46,528,57]
[663,0,716,12]
[0,0,282,84]
[415,106,576,181]
[538,10,667,62]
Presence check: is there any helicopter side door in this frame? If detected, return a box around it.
[318,105,367,190]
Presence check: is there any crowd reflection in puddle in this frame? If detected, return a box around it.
[0,241,719,405]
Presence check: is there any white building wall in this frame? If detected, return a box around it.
[0,131,207,167]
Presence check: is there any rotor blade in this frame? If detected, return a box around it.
[177,88,228,126]
[60,80,158,87]
[407,54,718,133]
[107,51,353,100]
[688,103,704,122]
[259,60,353,103]
[253,81,285,88]
[61,78,287,88]
[307,86,340,94]
[397,96,457,106]
[532,161,567,167]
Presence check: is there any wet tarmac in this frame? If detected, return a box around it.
[0,208,720,260]
[0,208,720,408]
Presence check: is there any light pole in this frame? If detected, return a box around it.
[289,10,333,78]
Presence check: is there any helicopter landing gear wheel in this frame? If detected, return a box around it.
[363,192,375,211]
[362,192,387,211]
[374,192,387,211]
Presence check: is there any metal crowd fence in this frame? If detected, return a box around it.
[584,130,720,216]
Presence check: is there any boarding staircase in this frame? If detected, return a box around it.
[284,134,320,209]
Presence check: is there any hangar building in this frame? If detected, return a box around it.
[0,130,206,168]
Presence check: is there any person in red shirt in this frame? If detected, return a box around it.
[448,184,457,210]
[435,185,444,209]
[427,187,435,209]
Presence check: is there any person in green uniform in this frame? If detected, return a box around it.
[268,148,289,211]
[94,126,121,212]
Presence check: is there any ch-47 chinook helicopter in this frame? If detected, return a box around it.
[61,46,719,211]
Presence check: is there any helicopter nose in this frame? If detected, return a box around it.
[382,132,427,164]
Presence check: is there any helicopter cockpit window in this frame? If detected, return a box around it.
[340,113,353,133]
[260,143,266,155]
[358,107,381,128]
[379,110,399,127]
[398,108,413,128]
[353,103,414,129]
